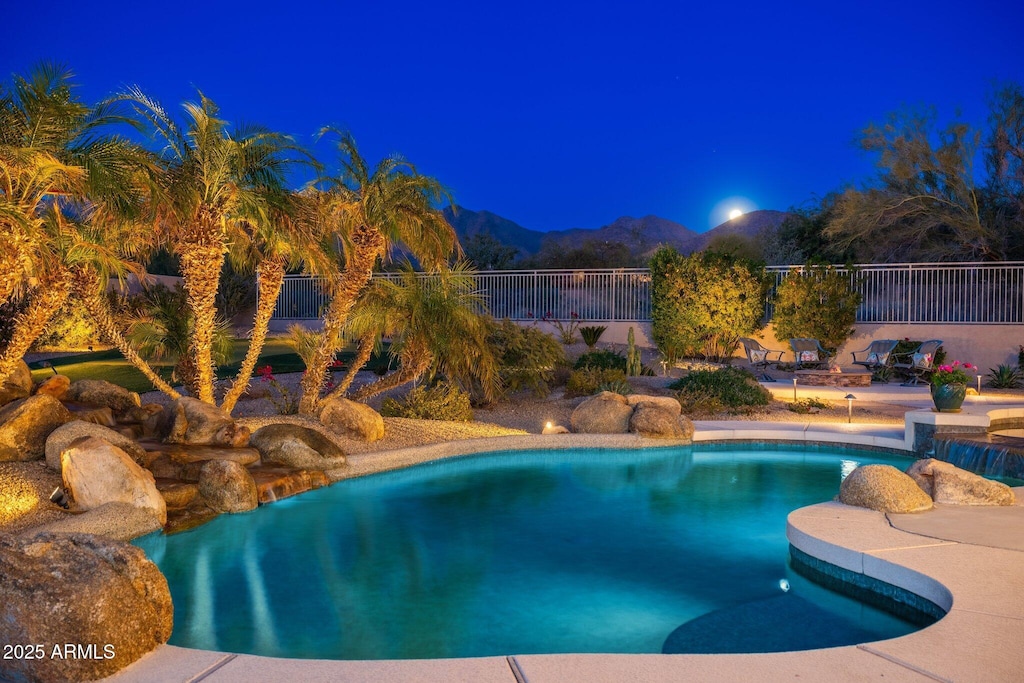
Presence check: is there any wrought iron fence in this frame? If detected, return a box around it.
[273,262,1024,325]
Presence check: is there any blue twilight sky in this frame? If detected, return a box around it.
[3,0,1022,231]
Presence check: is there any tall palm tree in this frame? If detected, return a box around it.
[325,261,499,404]
[0,64,156,386]
[118,89,312,403]
[297,130,459,414]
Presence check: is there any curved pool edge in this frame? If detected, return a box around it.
[103,426,1024,682]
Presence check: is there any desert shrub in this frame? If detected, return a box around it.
[650,247,768,362]
[988,364,1022,389]
[488,318,565,397]
[597,377,632,396]
[565,367,628,398]
[32,299,100,350]
[670,366,771,413]
[579,325,607,349]
[788,397,832,414]
[574,349,627,371]
[771,264,861,354]
[380,381,473,421]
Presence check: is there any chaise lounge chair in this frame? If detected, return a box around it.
[891,339,943,386]
[790,338,832,370]
[739,338,785,381]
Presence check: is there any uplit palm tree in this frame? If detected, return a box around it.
[325,261,499,403]
[297,130,459,414]
[119,89,310,403]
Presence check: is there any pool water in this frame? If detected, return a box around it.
[136,445,934,659]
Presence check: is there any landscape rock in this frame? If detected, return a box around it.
[570,391,633,434]
[319,397,385,442]
[198,459,258,513]
[45,420,150,470]
[907,458,1015,506]
[626,394,682,415]
[122,402,165,425]
[72,405,117,427]
[250,423,347,469]
[629,404,695,440]
[33,373,71,400]
[0,359,33,406]
[156,480,198,509]
[66,378,141,416]
[0,394,73,462]
[839,464,933,513]
[0,532,172,682]
[62,436,167,525]
[162,397,250,447]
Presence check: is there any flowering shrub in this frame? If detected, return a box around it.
[256,365,300,414]
[544,311,580,345]
[931,360,975,387]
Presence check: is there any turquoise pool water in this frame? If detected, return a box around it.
[135,444,933,659]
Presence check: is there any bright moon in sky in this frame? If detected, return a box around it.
[729,209,743,220]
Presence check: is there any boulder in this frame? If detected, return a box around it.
[66,379,141,416]
[33,373,71,400]
[907,458,1015,506]
[250,423,347,469]
[0,395,73,462]
[319,397,385,442]
[626,394,682,415]
[198,459,258,513]
[0,359,33,406]
[62,436,167,525]
[570,391,633,434]
[0,532,172,682]
[839,464,933,513]
[45,421,150,470]
[122,402,165,425]
[629,404,695,440]
[74,405,117,427]
[161,397,250,447]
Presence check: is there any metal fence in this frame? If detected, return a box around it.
[273,262,1024,325]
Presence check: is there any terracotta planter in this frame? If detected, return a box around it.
[930,382,966,412]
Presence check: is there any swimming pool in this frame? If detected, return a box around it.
[135,444,936,659]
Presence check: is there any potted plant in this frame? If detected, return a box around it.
[930,360,975,412]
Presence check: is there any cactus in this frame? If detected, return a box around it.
[626,326,642,377]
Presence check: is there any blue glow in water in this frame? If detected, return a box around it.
[135,445,930,659]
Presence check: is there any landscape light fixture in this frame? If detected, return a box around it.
[792,378,798,402]
[41,360,57,375]
[49,487,68,509]
[844,394,857,423]
[977,375,982,396]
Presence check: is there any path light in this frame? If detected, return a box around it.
[543,421,569,435]
[977,375,982,396]
[845,394,857,423]
[792,378,798,402]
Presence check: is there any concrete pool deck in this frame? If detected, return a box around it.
[102,395,1024,683]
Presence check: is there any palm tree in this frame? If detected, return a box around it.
[118,89,311,404]
[0,64,157,386]
[324,262,499,404]
[297,130,459,414]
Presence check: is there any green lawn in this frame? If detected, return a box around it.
[27,340,390,393]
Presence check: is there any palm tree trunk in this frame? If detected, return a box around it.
[0,277,71,384]
[322,333,376,401]
[348,348,432,402]
[298,226,384,415]
[73,271,181,399]
[178,220,227,404]
[221,258,285,415]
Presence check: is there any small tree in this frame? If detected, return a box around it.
[649,247,768,362]
[771,264,861,355]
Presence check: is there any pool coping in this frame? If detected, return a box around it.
[103,424,1024,682]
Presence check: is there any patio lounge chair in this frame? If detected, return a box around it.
[891,339,943,386]
[850,339,899,379]
[739,338,785,381]
[790,338,831,370]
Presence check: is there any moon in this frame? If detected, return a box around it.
[728,209,743,220]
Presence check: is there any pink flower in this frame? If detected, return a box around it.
[257,365,275,382]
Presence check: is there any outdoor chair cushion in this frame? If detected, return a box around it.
[799,350,819,363]
[749,350,768,363]
[912,353,932,368]
[864,353,879,364]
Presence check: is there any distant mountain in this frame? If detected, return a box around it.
[443,206,791,261]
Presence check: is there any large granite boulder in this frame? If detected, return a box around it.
[626,394,682,415]
[0,359,33,406]
[250,423,347,469]
[0,532,172,682]
[34,374,71,400]
[907,458,1015,506]
[0,394,73,462]
[45,421,149,469]
[839,464,933,513]
[319,397,385,442]
[570,391,633,434]
[62,436,167,525]
[66,379,141,416]
[161,397,250,447]
[198,459,258,513]
[629,404,695,440]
